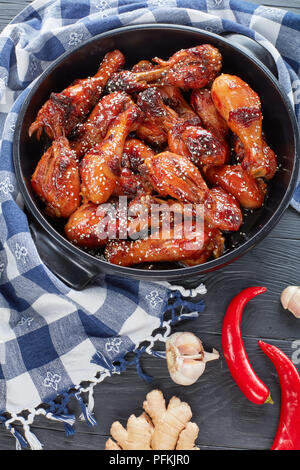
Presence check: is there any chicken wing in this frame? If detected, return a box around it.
[190,87,229,157]
[65,201,118,248]
[232,135,277,180]
[80,104,143,204]
[168,122,229,167]
[70,91,132,158]
[113,167,153,198]
[204,164,266,209]
[122,138,155,172]
[31,137,81,218]
[29,50,125,140]
[144,151,242,231]
[153,44,222,90]
[106,67,167,93]
[104,220,219,266]
[138,88,227,166]
[65,193,168,249]
[211,74,277,179]
[159,85,201,125]
[144,151,208,203]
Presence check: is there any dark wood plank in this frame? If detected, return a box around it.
[269,207,300,240]
[0,0,31,33]
[250,0,300,13]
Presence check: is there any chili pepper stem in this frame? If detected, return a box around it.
[264,394,274,405]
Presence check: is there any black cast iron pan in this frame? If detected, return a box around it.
[13,24,299,289]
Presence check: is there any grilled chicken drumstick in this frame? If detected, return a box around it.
[211,74,277,179]
[80,104,143,205]
[29,50,125,140]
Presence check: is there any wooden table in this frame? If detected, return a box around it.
[0,0,299,451]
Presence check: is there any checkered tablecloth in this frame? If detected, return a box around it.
[0,0,299,449]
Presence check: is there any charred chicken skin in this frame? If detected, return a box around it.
[70,91,132,158]
[29,44,278,269]
[80,104,143,204]
[31,137,81,218]
[107,44,222,93]
[29,50,125,140]
[211,74,277,179]
[122,138,155,172]
[153,44,222,90]
[138,87,228,166]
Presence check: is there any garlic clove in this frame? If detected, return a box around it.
[171,332,204,356]
[281,286,300,318]
[166,332,219,386]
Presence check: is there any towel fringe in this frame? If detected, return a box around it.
[24,425,43,450]
[76,393,97,427]
[0,283,206,449]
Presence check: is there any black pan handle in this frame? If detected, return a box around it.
[29,219,99,290]
[221,32,278,78]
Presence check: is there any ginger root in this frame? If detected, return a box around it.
[105,389,199,450]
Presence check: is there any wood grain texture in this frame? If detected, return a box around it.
[0,0,299,451]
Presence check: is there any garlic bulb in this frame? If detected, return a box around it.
[166,332,219,386]
[281,286,300,318]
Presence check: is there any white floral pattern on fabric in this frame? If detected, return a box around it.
[43,372,61,391]
[17,316,34,327]
[14,243,28,263]
[146,290,163,308]
[0,177,14,195]
[68,32,84,46]
[105,338,122,354]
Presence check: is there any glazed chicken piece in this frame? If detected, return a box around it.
[232,134,277,180]
[70,91,132,159]
[107,44,222,94]
[190,88,230,158]
[106,67,167,93]
[29,50,125,140]
[153,44,222,90]
[190,88,229,141]
[136,120,168,148]
[65,193,168,249]
[122,138,155,172]
[159,85,201,125]
[144,151,208,203]
[117,139,154,197]
[105,220,222,267]
[113,167,153,198]
[138,88,228,166]
[204,164,267,209]
[136,87,178,147]
[168,122,229,167]
[31,137,81,218]
[144,151,242,231]
[211,74,277,179]
[131,60,154,73]
[80,104,143,204]
[203,187,243,231]
[65,201,118,248]
[183,227,225,266]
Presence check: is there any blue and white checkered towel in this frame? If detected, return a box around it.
[0,0,299,450]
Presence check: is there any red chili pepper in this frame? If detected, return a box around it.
[222,286,273,404]
[258,340,300,450]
